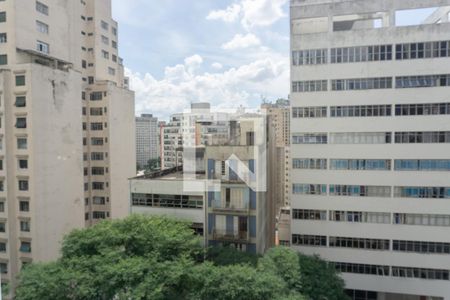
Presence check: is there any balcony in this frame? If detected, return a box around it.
[211,201,250,215]
[212,228,249,243]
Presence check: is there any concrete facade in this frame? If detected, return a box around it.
[290,0,450,299]
[0,0,134,291]
[136,114,159,169]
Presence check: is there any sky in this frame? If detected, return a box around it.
[111,0,290,120]
[111,1,438,121]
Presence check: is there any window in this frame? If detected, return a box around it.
[334,262,390,276]
[20,241,31,253]
[292,184,327,195]
[112,40,117,49]
[332,77,392,91]
[395,160,450,171]
[330,237,390,251]
[292,80,327,92]
[0,242,6,252]
[292,133,327,144]
[90,92,103,100]
[101,50,109,59]
[0,201,3,212]
[91,167,104,175]
[330,211,391,224]
[392,266,449,281]
[396,74,450,88]
[0,33,6,43]
[292,106,327,118]
[20,201,29,212]
[36,21,49,34]
[92,182,104,190]
[19,159,28,169]
[16,118,27,129]
[292,234,327,246]
[396,41,450,60]
[90,123,103,131]
[0,12,6,23]
[0,181,3,192]
[0,222,5,232]
[330,105,392,117]
[0,263,7,274]
[16,75,26,86]
[20,221,30,232]
[329,185,391,197]
[112,27,117,36]
[330,132,392,144]
[90,152,104,161]
[93,211,107,219]
[330,159,391,171]
[92,197,106,205]
[394,131,450,144]
[0,54,6,65]
[37,40,49,54]
[108,67,115,75]
[393,240,450,255]
[91,138,104,145]
[36,1,49,15]
[393,213,450,226]
[395,103,450,116]
[394,187,450,199]
[292,48,327,65]
[18,180,29,191]
[131,193,203,209]
[17,138,27,149]
[292,209,327,220]
[331,45,392,63]
[292,158,327,170]
[101,20,108,30]
[15,96,26,107]
[101,35,109,45]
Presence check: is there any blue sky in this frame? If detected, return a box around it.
[112,0,290,120]
[111,1,437,120]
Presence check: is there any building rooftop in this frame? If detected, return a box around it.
[131,166,205,181]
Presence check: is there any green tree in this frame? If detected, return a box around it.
[15,215,346,300]
[298,254,348,300]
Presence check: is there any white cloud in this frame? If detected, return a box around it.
[222,33,261,50]
[206,3,241,22]
[212,62,223,70]
[241,0,288,29]
[126,52,289,119]
[206,0,288,29]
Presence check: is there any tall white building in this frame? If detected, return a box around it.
[290,0,450,299]
[0,0,135,290]
[136,114,159,169]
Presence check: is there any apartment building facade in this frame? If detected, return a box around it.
[0,0,134,290]
[290,0,450,299]
[136,114,159,169]
[81,0,135,224]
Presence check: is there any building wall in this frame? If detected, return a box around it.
[290,0,450,298]
[136,114,159,169]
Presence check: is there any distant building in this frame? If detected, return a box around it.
[161,103,230,170]
[131,114,275,254]
[136,114,159,169]
[130,166,205,238]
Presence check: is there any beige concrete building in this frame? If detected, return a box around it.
[0,0,134,290]
[291,0,450,299]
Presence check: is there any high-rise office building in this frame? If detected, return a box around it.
[290,0,450,299]
[0,0,134,289]
[136,114,159,169]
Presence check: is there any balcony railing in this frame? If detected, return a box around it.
[212,228,249,243]
[211,201,250,215]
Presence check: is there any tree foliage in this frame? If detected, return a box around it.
[15,215,347,300]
